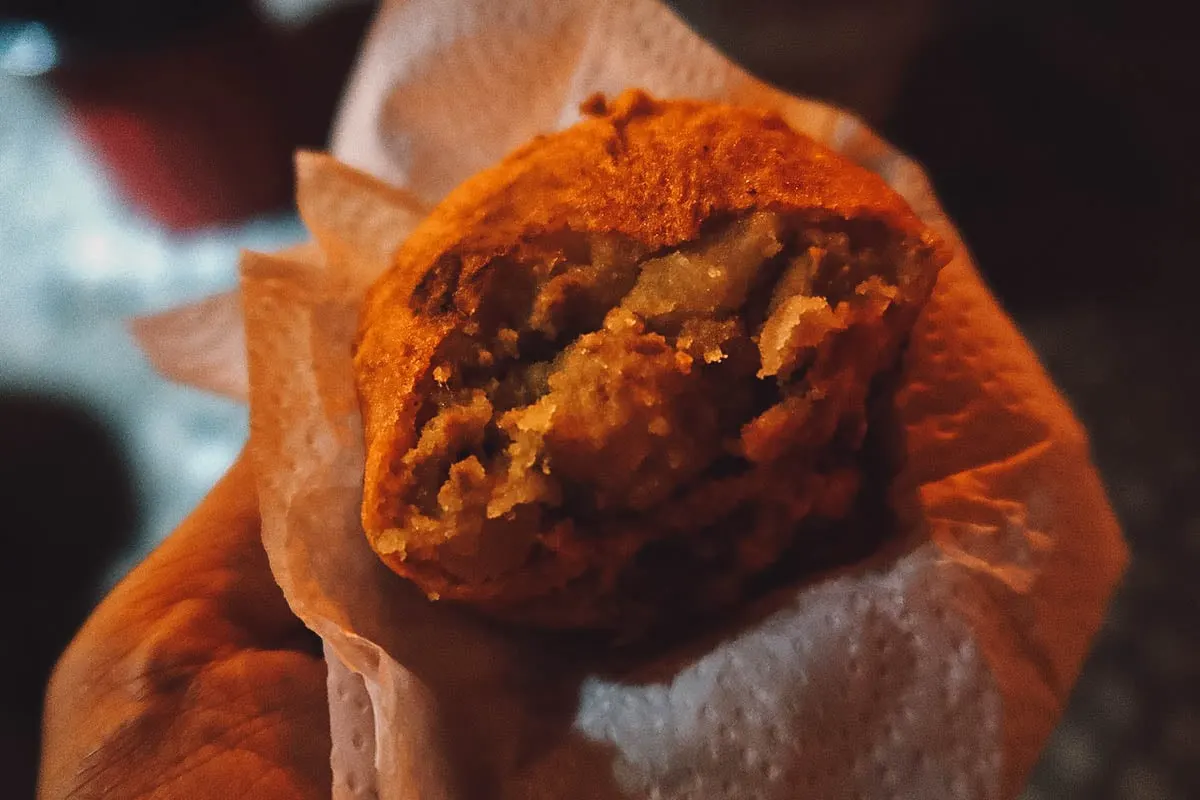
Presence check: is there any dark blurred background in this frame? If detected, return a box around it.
[0,1,1195,797]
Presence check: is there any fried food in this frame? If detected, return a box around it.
[353,90,949,628]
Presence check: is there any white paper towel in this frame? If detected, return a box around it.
[133,0,1128,797]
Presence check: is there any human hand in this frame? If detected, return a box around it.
[39,256,1124,800]
[39,453,332,800]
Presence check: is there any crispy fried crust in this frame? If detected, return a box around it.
[354,90,948,629]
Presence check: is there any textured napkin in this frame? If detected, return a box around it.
[133,0,1128,797]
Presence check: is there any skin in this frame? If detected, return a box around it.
[38,258,1122,800]
[38,454,332,800]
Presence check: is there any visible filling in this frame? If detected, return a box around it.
[387,211,920,602]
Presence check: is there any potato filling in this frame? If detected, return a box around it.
[386,211,919,603]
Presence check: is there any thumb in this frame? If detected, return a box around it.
[40,450,323,799]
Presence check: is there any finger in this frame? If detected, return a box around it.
[103,449,311,651]
[40,450,331,800]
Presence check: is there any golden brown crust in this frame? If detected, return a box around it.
[353,90,948,629]
[360,90,931,313]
